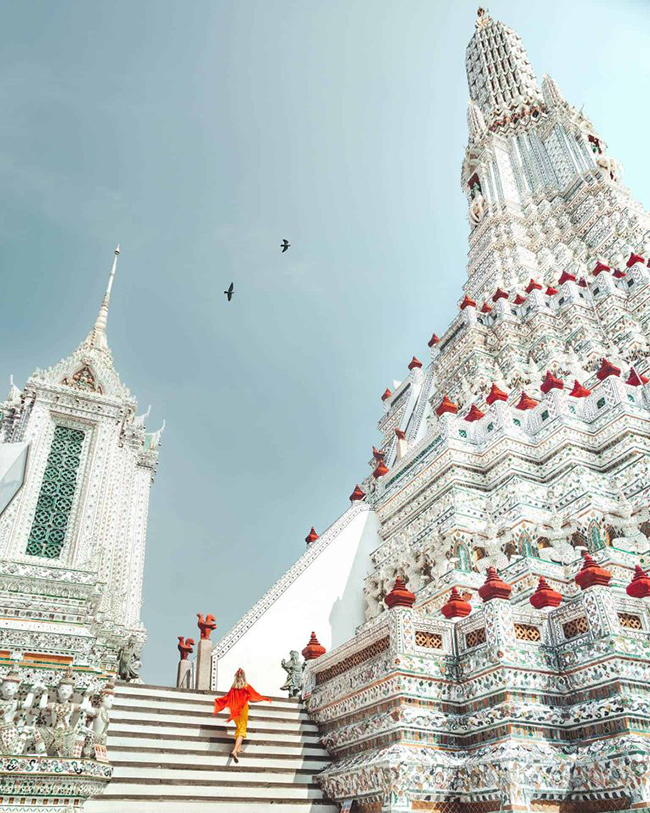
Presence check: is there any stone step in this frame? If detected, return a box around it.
[112,763,318,783]
[109,720,323,743]
[115,682,300,711]
[108,733,327,757]
[111,706,318,732]
[108,748,329,771]
[86,777,326,799]
[86,801,337,812]
[114,694,311,720]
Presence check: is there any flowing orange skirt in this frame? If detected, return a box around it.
[233,703,248,739]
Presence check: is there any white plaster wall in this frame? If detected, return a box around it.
[212,505,380,694]
[0,442,28,521]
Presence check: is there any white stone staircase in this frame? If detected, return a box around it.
[85,682,337,813]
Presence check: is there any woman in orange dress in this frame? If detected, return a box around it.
[212,668,270,762]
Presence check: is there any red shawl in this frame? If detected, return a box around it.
[212,684,270,721]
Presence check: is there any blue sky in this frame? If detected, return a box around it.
[1,0,649,684]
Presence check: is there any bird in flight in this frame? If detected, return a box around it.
[281,239,291,253]
[224,282,234,301]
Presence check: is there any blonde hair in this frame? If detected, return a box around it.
[232,668,247,689]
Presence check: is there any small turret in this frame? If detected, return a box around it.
[467,100,487,139]
[542,74,566,108]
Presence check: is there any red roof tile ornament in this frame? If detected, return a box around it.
[492,287,509,302]
[478,567,512,602]
[460,295,477,310]
[575,554,611,590]
[593,261,610,276]
[197,613,217,640]
[516,391,538,410]
[578,277,588,288]
[381,388,392,402]
[627,368,649,387]
[428,333,441,347]
[372,446,385,461]
[464,404,485,422]
[395,428,407,440]
[372,460,389,479]
[480,301,492,314]
[569,379,591,398]
[177,636,195,661]
[513,293,526,305]
[529,577,562,610]
[486,383,508,404]
[441,587,472,619]
[596,357,621,380]
[436,394,459,416]
[302,632,326,660]
[526,278,542,293]
[545,285,559,296]
[384,577,416,609]
[558,270,576,284]
[408,356,423,371]
[626,565,650,598]
[540,370,564,393]
[613,268,626,279]
[627,252,646,268]
[305,527,319,545]
[349,484,366,502]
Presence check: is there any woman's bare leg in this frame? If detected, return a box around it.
[231,735,244,761]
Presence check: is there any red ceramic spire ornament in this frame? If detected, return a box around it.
[513,293,526,305]
[302,632,326,660]
[384,577,416,609]
[486,383,508,404]
[627,252,645,268]
[627,368,649,387]
[408,356,423,371]
[575,554,611,590]
[626,565,650,598]
[372,460,389,479]
[478,567,512,602]
[464,404,485,422]
[441,587,472,618]
[436,395,459,416]
[569,380,591,398]
[526,278,542,293]
[540,371,564,393]
[516,391,538,410]
[480,301,492,313]
[596,358,621,380]
[492,287,509,302]
[349,484,366,502]
[460,295,476,310]
[395,428,406,440]
[305,527,319,545]
[558,270,576,284]
[381,388,392,402]
[529,577,562,609]
[428,333,441,347]
[545,285,558,296]
[593,261,610,276]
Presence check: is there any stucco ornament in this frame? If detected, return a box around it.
[470,190,486,225]
[118,636,143,683]
[280,651,304,698]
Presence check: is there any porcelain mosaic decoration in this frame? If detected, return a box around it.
[300,9,650,813]
[0,246,159,808]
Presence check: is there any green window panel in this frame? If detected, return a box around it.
[25,425,85,559]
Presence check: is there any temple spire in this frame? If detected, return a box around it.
[86,245,120,353]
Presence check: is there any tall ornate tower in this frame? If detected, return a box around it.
[301,9,650,812]
[0,248,163,682]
